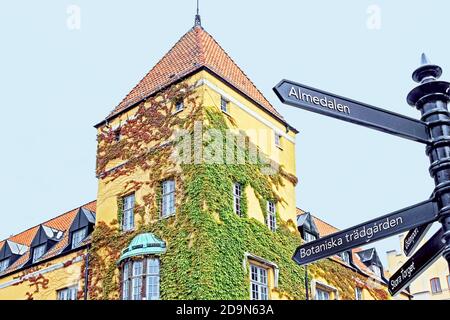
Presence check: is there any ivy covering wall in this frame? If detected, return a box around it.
[88,83,389,300]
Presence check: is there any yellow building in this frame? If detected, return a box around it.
[0,202,96,300]
[387,233,450,300]
[0,17,405,300]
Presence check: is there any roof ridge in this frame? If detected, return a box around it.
[0,200,96,244]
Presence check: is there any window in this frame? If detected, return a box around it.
[250,264,269,300]
[274,133,282,148]
[0,258,9,272]
[447,275,450,290]
[221,97,229,113]
[122,194,135,231]
[122,258,161,300]
[370,265,382,278]
[355,287,363,300]
[267,201,276,232]
[132,260,144,300]
[114,129,121,142]
[339,251,350,264]
[175,100,184,112]
[71,227,87,249]
[233,183,243,217]
[32,244,46,263]
[316,288,330,300]
[57,286,78,300]
[430,277,442,294]
[161,180,176,218]
[303,231,316,243]
[146,258,160,300]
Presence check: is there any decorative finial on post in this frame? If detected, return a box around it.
[194,0,201,27]
[412,53,442,84]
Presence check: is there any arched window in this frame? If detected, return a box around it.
[121,257,161,300]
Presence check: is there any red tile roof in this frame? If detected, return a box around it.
[0,201,96,277]
[107,26,283,121]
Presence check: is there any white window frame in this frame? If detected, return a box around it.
[250,264,269,300]
[57,285,78,300]
[131,260,144,300]
[122,193,135,232]
[122,258,161,301]
[431,277,442,294]
[233,183,243,217]
[0,258,9,272]
[71,227,87,249]
[161,180,176,218]
[146,258,160,300]
[303,231,317,243]
[370,265,382,278]
[220,96,229,113]
[316,288,331,300]
[32,243,46,263]
[274,132,282,148]
[339,251,350,264]
[355,287,363,300]
[267,201,276,232]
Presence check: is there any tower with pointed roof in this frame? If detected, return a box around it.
[91,15,301,299]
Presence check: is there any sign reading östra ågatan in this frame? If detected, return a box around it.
[403,222,432,257]
[389,228,445,296]
[273,80,430,144]
[292,199,438,266]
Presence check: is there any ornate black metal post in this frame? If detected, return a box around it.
[407,54,450,270]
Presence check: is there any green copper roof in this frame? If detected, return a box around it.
[118,233,166,262]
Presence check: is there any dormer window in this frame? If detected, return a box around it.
[71,227,87,249]
[339,251,350,264]
[370,265,382,277]
[304,231,317,243]
[0,258,9,272]
[32,244,46,263]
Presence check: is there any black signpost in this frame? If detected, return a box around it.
[274,54,450,296]
[292,199,438,266]
[403,223,432,257]
[389,228,445,296]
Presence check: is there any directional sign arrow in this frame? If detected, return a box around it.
[273,80,430,144]
[292,199,438,266]
[403,222,433,257]
[389,228,445,296]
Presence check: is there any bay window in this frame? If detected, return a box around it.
[122,258,161,300]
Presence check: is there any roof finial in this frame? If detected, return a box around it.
[195,0,201,26]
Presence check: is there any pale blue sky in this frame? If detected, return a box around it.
[0,1,448,266]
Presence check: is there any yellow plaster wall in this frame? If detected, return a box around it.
[0,251,86,300]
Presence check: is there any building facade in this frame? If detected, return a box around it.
[0,20,406,300]
[387,233,450,300]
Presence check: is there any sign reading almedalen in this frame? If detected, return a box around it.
[288,86,351,115]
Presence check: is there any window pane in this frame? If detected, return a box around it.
[132,261,143,300]
[249,264,269,300]
[146,259,160,300]
[233,183,242,216]
[122,262,130,300]
[33,244,46,263]
[122,194,135,231]
[221,97,228,112]
[161,180,175,217]
[71,227,87,249]
[0,258,9,272]
[267,201,276,231]
[431,278,442,294]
